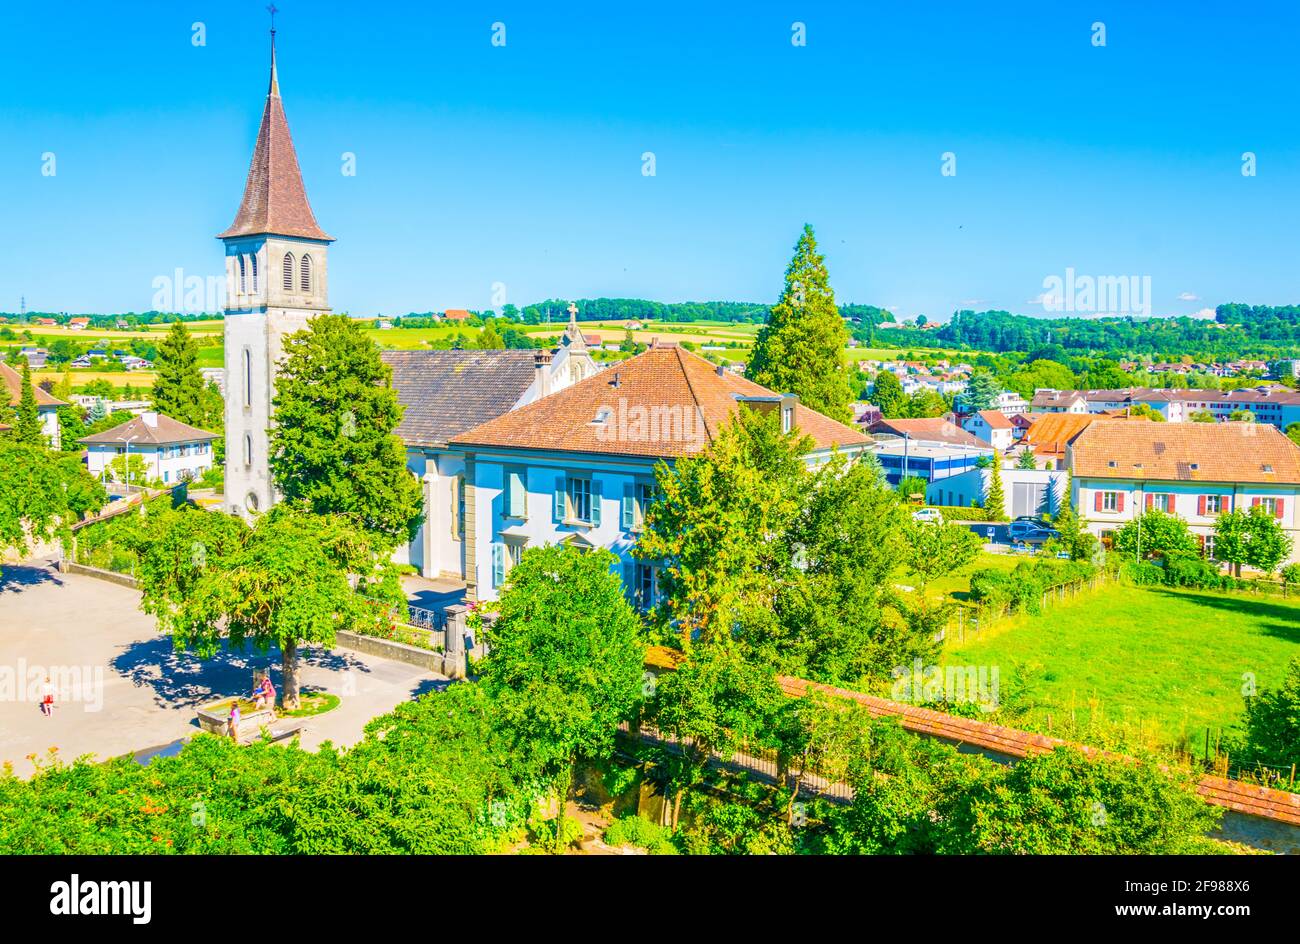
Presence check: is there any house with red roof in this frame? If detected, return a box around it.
[443,343,870,604]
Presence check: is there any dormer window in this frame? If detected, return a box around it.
[1107,460,1117,468]
[591,406,613,425]
[1263,464,1274,473]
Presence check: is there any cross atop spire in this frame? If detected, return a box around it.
[218,16,333,242]
[267,5,280,96]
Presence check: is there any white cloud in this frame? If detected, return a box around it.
[1190,307,1216,319]
[1177,292,1199,302]
[1027,292,1061,307]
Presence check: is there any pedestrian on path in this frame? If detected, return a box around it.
[39,676,55,717]
[227,700,241,741]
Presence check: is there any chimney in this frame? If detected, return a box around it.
[716,363,725,378]
[533,350,552,398]
[610,371,621,389]
[141,412,159,428]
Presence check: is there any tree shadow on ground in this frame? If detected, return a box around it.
[410,677,453,699]
[109,637,374,711]
[0,563,62,594]
[1150,588,1300,643]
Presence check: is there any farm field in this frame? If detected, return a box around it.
[942,583,1300,751]
[34,369,158,388]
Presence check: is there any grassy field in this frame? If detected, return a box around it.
[942,583,1300,751]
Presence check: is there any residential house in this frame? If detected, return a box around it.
[993,391,1029,415]
[383,329,601,578]
[441,309,473,322]
[1031,389,1088,413]
[0,361,63,448]
[19,347,47,369]
[1068,421,1300,564]
[962,409,1016,451]
[445,344,871,604]
[81,412,218,484]
[68,317,90,330]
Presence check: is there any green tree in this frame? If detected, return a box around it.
[1229,408,1256,422]
[479,545,645,851]
[1113,509,1198,560]
[1127,403,1166,422]
[746,225,853,420]
[983,460,1006,521]
[868,370,905,418]
[1239,656,1300,772]
[1287,422,1300,447]
[1190,410,1216,423]
[643,643,783,831]
[0,440,107,555]
[14,363,42,445]
[474,324,505,350]
[1016,450,1037,470]
[136,507,392,708]
[636,406,810,648]
[901,519,981,593]
[960,371,1000,412]
[1214,506,1294,576]
[151,322,215,429]
[269,314,423,549]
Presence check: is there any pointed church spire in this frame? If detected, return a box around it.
[218,11,332,242]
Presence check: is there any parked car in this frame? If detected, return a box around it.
[1008,520,1061,544]
[911,508,944,525]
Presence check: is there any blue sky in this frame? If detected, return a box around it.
[1,0,1298,320]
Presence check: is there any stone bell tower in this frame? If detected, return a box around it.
[218,22,333,518]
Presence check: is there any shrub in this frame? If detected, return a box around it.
[1163,552,1226,589]
[603,814,679,854]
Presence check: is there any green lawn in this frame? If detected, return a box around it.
[903,550,1020,601]
[942,584,1300,751]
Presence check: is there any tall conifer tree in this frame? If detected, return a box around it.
[747,225,853,421]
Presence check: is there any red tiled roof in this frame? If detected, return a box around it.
[442,309,472,321]
[1071,420,1300,484]
[975,408,1013,430]
[868,417,985,448]
[79,413,218,446]
[451,345,869,459]
[217,50,332,242]
[0,362,65,409]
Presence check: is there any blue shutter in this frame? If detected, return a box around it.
[590,478,603,527]
[554,475,567,523]
[622,483,636,531]
[491,543,506,587]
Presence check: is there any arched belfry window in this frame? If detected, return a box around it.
[244,433,253,467]
[238,255,247,294]
[300,254,312,293]
[250,253,258,292]
[242,347,252,408]
[283,253,295,291]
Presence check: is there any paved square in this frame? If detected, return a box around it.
[0,561,447,778]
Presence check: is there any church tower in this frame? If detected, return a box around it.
[219,26,333,518]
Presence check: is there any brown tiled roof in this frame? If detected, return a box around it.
[442,309,472,321]
[975,409,1013,430]
[0,362,65,409]
[1023,413,1099,459]
[1071,420,1300,484]
[218,51,332,242]
[451,346,869,459]
[382,350,539,448]
[868,417,984,448]
[80,413,218,446]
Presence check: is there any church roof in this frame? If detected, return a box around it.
[218,45,332,242]
[382,350,541,448]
